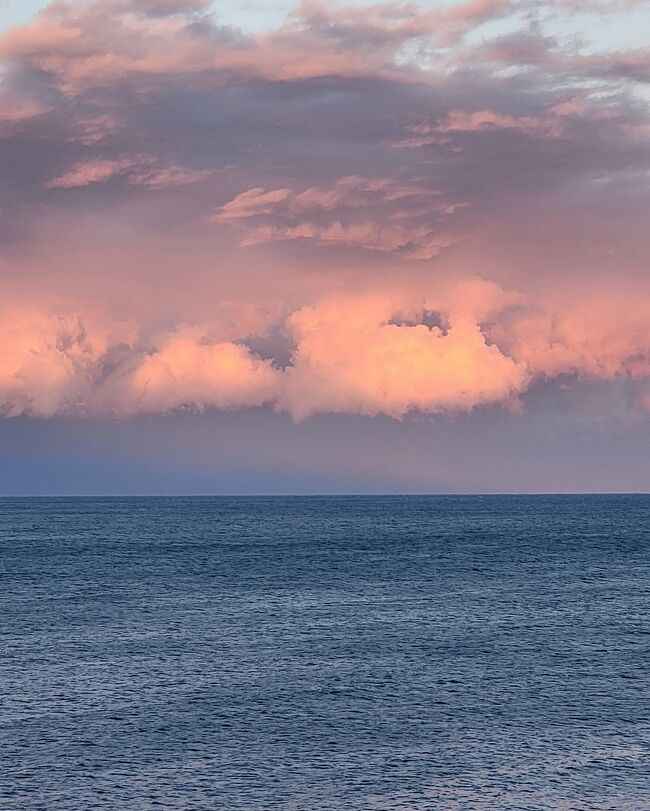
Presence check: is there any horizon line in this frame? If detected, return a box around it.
[1,492,648,498]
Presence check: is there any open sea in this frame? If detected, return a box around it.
[1,495,649,810]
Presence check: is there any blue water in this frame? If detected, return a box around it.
[1,495,649,810]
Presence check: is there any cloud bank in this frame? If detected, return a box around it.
[1,279,648,419]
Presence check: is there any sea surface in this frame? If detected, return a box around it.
[1,495,649,810]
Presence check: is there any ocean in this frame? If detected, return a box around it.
[1,495,648,810]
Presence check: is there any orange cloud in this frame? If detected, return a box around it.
[124,325,281,414]
[281,293,529,420]
[491,294,650,381]
[0,284,648,421]
[0,306,134,417]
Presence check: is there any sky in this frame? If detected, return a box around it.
[0,0,648,494]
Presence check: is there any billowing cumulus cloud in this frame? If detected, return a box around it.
[0,0,647,423]
[0,281,647,420]
[489,294,650,382]
[0,306,135,417]
[281,293,529,420]
[124,326,282,414]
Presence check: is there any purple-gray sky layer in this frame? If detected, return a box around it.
[0,0,648,491]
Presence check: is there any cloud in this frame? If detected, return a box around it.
[1,0,647,216]
[392,97,644,150]
[1,0,452,95]
[290,0,514,51]
[214,188,293,221]
[0,307,280,418]
[46,156,212,189]
[123,325,281,414]
[68,113,123,145]
[127,0,212,14]
[432,109,564,138]
[1,281,646,422]
[0,0,647,429]
[4,0,638,99]
[46,158,137,188]
[213,177,458,258]
[490,294,650,382]
[0,306,134,417]
[281,293,529,420]
[0,95,49,126]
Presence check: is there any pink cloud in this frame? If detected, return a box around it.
[213,177,458,259]
[0,0,645,103]
[394,99,612,147]
[490,295,650,382]
[0,306,135,417]
[0,95,49,126]
[437,110,564,138]
[0,0,518,96]
[281,293,529,420]
[0,281,648,421]
[46,158,137,188]
[0,2,386,95]
[0,0,647,430]
[0,307,280,418]
[129,163,213,188]
[47,157,211,189]
[124,325,281,415]
[215,188,293,221]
